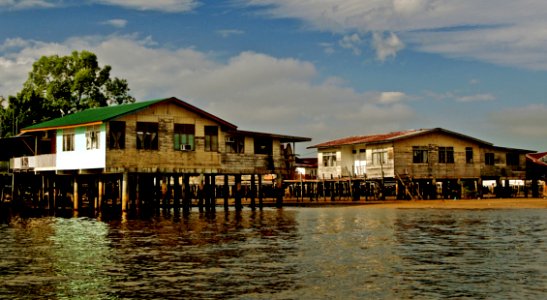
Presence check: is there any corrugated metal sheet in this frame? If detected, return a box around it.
[21,97,238,133]
[309,129,426,148]
[308,127,497,149]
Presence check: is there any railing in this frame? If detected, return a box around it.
[10,154,56,171]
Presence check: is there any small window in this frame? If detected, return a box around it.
[109,121,125,149]
[204,126,218,152]
[413,146,429,163]
[174,124,195,151]
[506,152,519,166]
[438,147,454,163]
[485,153,495,165]
[254,137,272,155]
[466,147,473,163]
[372,151,387,165]
[323,152,337,167]
[86,125,101,150]
[137,122,158,150]
[62,129,75,152]
[226,135,244,153]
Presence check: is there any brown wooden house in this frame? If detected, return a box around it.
[9,97,310,211]
[310,128,535,199]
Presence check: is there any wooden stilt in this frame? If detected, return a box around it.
[184,174,192,212]
[275,176,283,208]
[173,175,180,210]
[258,175,263,209]
[122,172,129,212]
[250,174,256,210]
[198,175,204,211]
[98,177,103,211]
[223,175,229,211]
[204,174,211,212]
[73,176,79,211]
[235,174,242,211]
[210,174,216,212]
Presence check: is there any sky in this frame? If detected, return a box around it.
[1,0,547,157]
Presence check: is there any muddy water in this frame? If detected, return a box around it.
[1,207,546,299]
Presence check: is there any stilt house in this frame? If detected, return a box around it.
[8,97,310,210]
[309,128,535,199]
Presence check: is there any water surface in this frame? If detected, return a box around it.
[1,207,546,299]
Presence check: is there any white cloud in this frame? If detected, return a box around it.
[216,29,244,38]
[94,0,199,12]
[372,32,405,61]
[338,33,362,55]
[0,35,417,146]
[242,0,547,70]
[0,0,55,10]
[425,91,496,103]
[456,93,494,103]
[0,0,200,12]
[102,19,128,28]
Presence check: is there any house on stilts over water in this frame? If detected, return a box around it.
[5,97,311,211]
[309,128,538,200]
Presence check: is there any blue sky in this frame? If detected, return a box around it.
[1,0,547,156]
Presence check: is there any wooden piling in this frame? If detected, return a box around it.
[235,174,242,211]
[223,175,229,211]
[73,176,79,211]
[121,172,129,212]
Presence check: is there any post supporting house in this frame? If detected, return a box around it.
[309,128,535,200]
[7,97,311,212]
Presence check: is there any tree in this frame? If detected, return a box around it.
[0,50,135,137]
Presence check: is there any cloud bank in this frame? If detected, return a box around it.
[0,35,416,146]
[243,0,547,70]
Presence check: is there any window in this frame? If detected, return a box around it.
[254,137,272,155]
[204,126,218,152]
[86,125,100,150]
[372,151,387,165]
[323,152,337,167]
[226,135,244,153]
[506,152,519,166]
[413,146,429,163]
[109,121,125,149]
[174,124,195,151]
[438,147,454,163]
[136,122,158,150]
[466,147,473,163]
[62,129,75,152]
[485,153,495,165]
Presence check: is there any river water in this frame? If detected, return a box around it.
[1,206,546,299]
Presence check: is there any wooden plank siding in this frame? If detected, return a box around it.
[104,102,286,175]
[393,132,482,179]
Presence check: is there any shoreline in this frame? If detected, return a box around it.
[271,198,547,209]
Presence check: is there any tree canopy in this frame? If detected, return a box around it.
[0,50,135,137]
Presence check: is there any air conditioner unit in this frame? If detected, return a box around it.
[180,144,192,151]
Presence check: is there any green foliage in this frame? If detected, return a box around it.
[0,50,135,137]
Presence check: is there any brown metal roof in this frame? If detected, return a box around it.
[309,129,426,148]
[308,128,495,149]
[527,152,547,167]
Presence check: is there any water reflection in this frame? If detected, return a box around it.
[1,207,547,299]
[0,209,300,299]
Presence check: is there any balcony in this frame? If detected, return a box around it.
[11,154,56,172]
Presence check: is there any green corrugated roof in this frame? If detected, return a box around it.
[22,98,167,132]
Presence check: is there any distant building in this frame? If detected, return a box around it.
[309,128,535,199]
[526,152,547,197]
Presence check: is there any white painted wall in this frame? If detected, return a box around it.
[56,125,106,170]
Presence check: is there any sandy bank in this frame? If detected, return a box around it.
[366,198,547,209]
